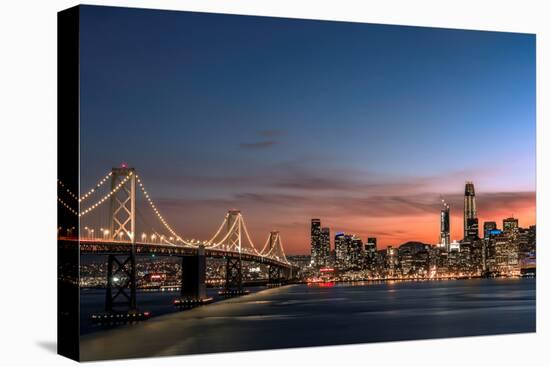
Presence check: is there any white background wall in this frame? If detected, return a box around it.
[0,0,548,366]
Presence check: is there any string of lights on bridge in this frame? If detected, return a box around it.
[57,168,289,263]
[79,172,133,217]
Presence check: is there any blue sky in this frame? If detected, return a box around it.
[78,6,535,252]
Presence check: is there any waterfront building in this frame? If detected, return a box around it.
[334,233,362,271]
[350,235,363,270]
[491,232,520,275]
[385,246,399,277]
[335,232,347,270]
[398,242,430,277]
[365,237,377,270]
[430,246,449,276]
[320,227,331,266]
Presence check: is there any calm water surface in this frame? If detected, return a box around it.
[80,278,535,361]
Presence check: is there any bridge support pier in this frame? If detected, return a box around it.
[267,265,282,287]
[220,257,248,297]
[174,245,212,307]
[105,253,137,312]
[93,251,150,323]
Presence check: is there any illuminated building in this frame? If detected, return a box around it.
[334,232,347,270]
[310,219,322,267]
[483,221,497,240]
[365,237,377,270]
[440,200,451,251]
[503,217,519,233]
[398,242,430,276]
[320,227,331,266]
[350,235,363,270]
[449,240,460,251]
[491,232,520,274]
[464,181,479,239]
[334,232,362,271]
[385,246,399,277]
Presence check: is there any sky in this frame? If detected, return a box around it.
[79,5,536,254]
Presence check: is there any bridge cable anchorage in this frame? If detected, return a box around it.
[79,172,133,217]
[135,174,191,246]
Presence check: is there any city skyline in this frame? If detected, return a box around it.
[78,6,535,254]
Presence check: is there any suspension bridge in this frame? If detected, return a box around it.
[58,165,294,319]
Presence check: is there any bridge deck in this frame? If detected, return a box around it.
[58,238,292,268]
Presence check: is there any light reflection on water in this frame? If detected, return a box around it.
[80,278,535,356]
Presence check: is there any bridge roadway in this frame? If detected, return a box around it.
[58,238,292,269]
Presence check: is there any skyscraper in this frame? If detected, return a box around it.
[364,237,377,270]
[483,221,497,240]
[440,200,451,251]
[334,232,346,269]
[350,235,363,270]
[503,217,519,233]
[365,238,377,253]
[320,227,331,266]
[464,181,479,239]
[310,219,322,267]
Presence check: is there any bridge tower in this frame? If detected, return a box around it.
[105,166,138,313]
[267,231,282,286]
[223,210,245,295]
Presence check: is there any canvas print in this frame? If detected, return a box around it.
[57,5,536,362]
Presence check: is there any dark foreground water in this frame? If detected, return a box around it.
[80,286,266,335]
[80,278,535,361]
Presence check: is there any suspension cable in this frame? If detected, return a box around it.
[79,172,132,217]
[207,215,240,249]
[79,171,113,202]
[207,213,229,244]
[240,215,262,255]
[135,174,190,245]
[57,180,79,202]
[58,197,78,216]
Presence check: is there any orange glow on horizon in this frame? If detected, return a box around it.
[281,202,536,255]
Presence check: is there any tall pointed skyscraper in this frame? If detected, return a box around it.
[464,181,479,239]
[440,200,451,251]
